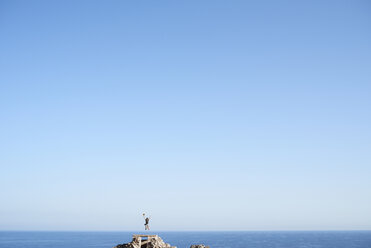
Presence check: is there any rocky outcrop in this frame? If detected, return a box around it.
[114,234,210,248]
[114,244,134,248]
[114,235,175,248]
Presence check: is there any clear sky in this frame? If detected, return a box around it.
[0,0,370,231]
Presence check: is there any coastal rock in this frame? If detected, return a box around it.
[190,245,210,248]
[114,244,133,248]
[114,235,176,248]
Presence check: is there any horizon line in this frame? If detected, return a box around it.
[1,229,371,232]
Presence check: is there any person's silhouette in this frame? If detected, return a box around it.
[143,213,150,230]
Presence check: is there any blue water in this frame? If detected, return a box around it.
[0,231,370,248]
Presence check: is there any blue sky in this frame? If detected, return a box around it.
[0,0,370,231]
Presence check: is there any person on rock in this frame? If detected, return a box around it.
[143,213,150,230]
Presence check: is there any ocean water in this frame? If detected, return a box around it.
[0,231,370,248]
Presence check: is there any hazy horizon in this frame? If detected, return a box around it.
[1,229,371,232]
[1,0,370,231]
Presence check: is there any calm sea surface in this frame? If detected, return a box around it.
[0,231,370,248]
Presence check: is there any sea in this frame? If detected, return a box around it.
[0,231,370,248]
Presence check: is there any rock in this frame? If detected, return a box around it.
[114,235,176,248]
[190,245,210,248]
[115,244,134,248]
